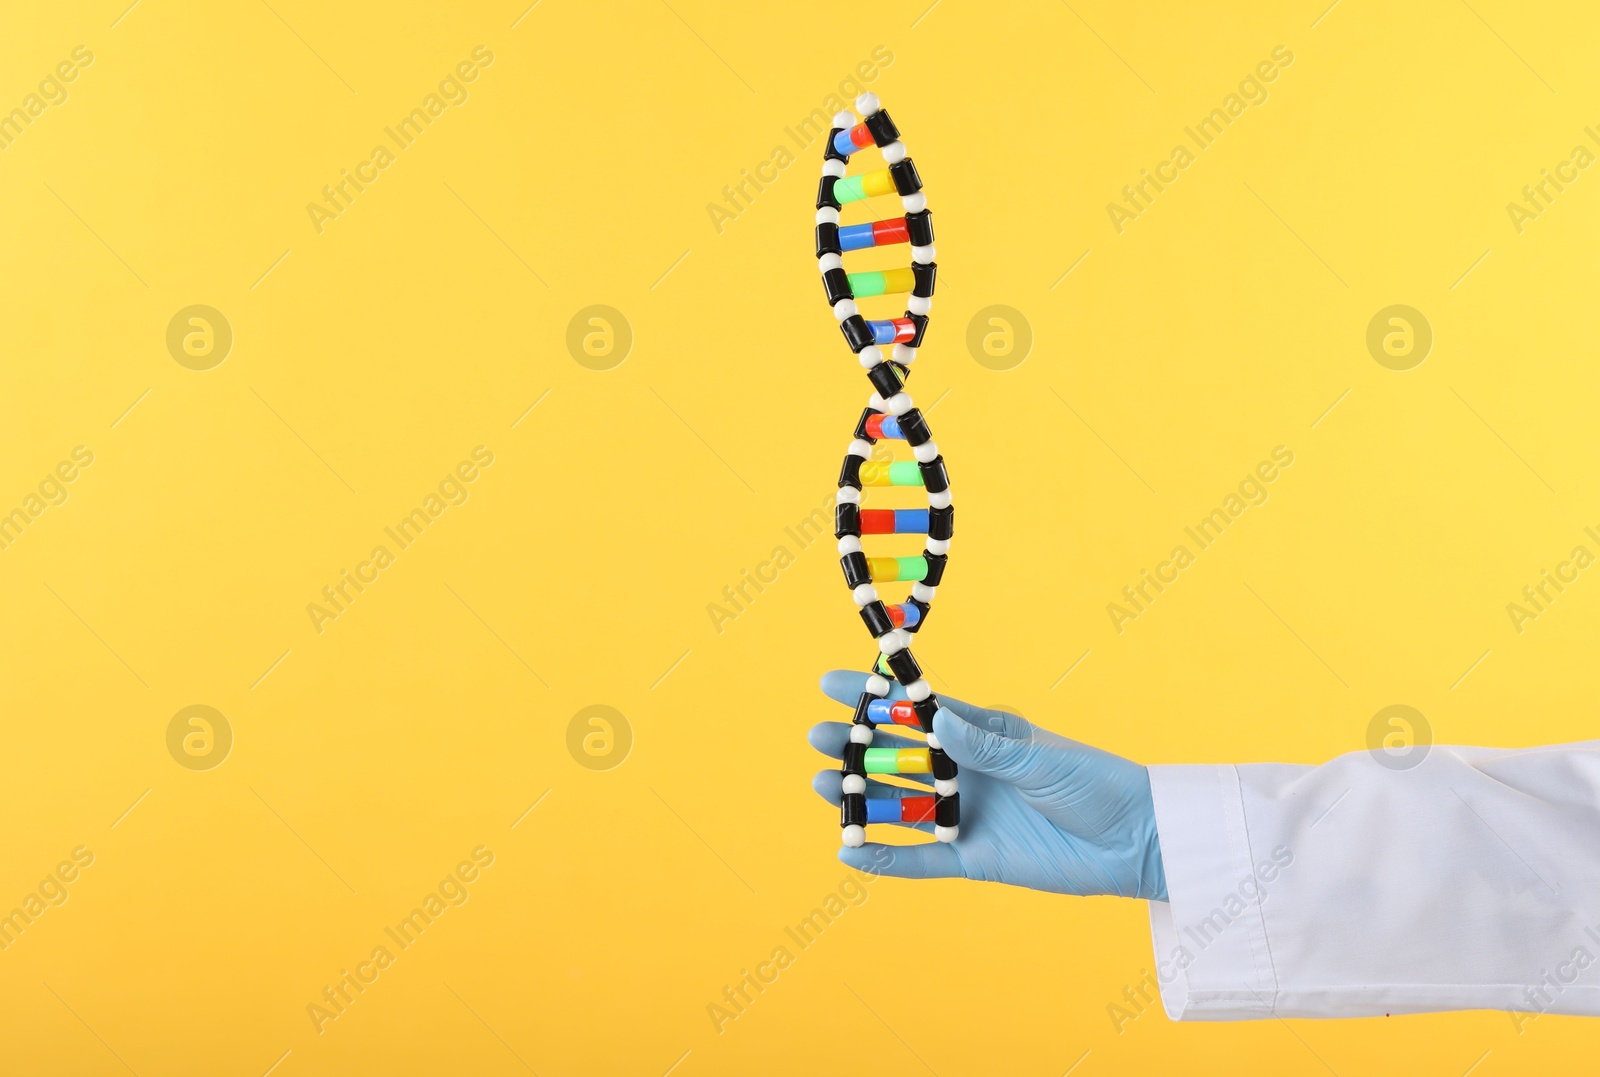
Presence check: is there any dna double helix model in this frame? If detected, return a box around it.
[816,93,957,849]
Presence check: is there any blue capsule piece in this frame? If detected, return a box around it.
[865,798,901,823]
[893,509,929,534]
[867,320,898,345]
[838,223,875,252]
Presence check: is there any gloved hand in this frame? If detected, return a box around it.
[809,670,1168,900]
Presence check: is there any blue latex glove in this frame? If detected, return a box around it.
[810,670,1168,900]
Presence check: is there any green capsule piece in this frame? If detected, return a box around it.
[863,748,900,773]
[894,556,929,582]
[848,270,887,297]
[834,175,868,204]
[888,461,922,486]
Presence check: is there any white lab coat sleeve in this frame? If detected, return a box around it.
[1145,741,1600,1020]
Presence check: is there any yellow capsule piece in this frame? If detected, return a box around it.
[862,169,897,197]
[859,460,890,486]
[880,267,915,294]
[897,748,932,773]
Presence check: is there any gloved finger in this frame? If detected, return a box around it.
[932,706,1038,780]
[819,669,909,708]
[807,721,930,759]
[812,771,933,807]
[935,695,1035,740]
[838,841,962,880]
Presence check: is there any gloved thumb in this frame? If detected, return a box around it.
[932,706,1035,780]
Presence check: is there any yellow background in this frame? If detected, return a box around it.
[2,0,1597,1072]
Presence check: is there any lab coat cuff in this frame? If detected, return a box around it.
[1146,764,1279,1020]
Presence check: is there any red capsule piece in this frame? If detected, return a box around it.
[864,413,886,439]
[850,123,873,149]
[858,509,894,534]
[873,217,910,246]
[887,604,906,627]
[889,318,917,343]
[890,700,918,726]
[900,795,937,822]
